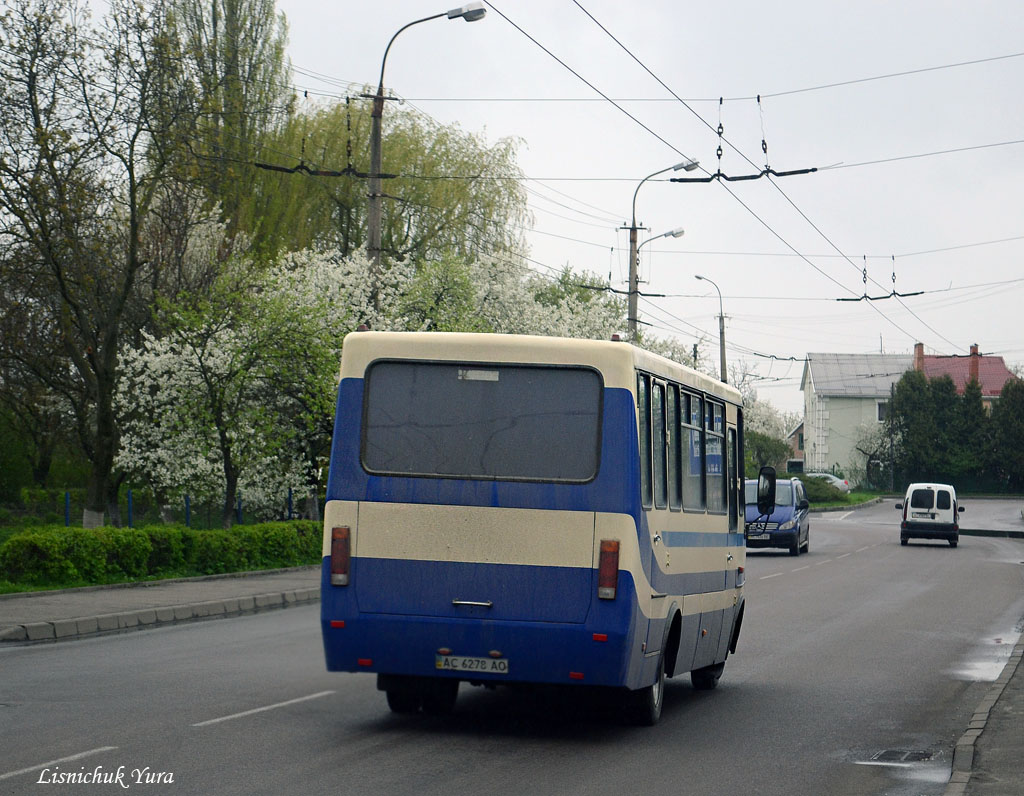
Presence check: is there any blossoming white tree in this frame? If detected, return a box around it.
[116,251,413,526]
[116,248,635,526]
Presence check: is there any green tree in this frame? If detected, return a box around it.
[744,430,791,477]
[890,369,934,483]
[957,378,990,486]
[173,0,292,234]
[401,257,489,332]
[992,377,1024,491]
[0,0,200,525]
[236,99,527,263]
[928,375,959,480]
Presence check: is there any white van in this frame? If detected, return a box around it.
[895,483,964,547]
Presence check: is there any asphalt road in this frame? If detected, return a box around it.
[1,499,1022,796]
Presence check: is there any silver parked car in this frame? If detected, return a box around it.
[805,472,851,493]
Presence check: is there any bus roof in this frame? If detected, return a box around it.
[338,331,741,404]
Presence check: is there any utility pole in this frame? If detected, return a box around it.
[888,381,895,492]
[625,159,698,341]
[695,274,727,383]
[627,224,639,341]
[365,5,486,309]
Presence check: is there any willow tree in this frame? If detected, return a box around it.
[237,98,528,263]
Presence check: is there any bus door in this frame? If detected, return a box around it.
[638,374,662,652]
[647,378,674,652]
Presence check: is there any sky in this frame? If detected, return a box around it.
[277,0,1024,414]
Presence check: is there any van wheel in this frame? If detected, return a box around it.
[900,536,908,546]
[628,652,665,725]
[949,539,958,548]
[691,661,725,691]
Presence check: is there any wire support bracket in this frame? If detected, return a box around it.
[671,166,817,183]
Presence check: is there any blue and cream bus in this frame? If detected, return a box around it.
[320,331,746,724]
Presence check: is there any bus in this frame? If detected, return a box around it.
[320,331,747,724]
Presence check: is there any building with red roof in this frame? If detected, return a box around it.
[913,342,1016,407]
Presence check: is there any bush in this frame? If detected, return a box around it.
[0,520,322,588]
[94,528,151,579]
[146,525,189,573]
[801,476,847,503]
[0,532,79,583]
[19,487,87,517]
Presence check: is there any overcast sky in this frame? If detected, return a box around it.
[278,0,1024,413]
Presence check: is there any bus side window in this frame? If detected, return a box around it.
[638,373,652,509]
[652,381,667,509]
[728,427,738,531]
[667,385,681,510]
[683,393,705,511]
[706,401,726,514]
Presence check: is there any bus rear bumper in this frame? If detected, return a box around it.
[320,562,643,688]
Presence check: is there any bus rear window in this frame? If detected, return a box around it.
[362,361,602,482]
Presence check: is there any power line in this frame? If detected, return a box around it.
[822,139,1024,170]
[568,0,966,354]
[296,50,1024,103]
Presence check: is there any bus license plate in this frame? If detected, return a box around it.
[435,655,510,674]
[748,533,771,540]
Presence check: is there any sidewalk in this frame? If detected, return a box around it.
[948,633,1024,796]
[0,565,320,643]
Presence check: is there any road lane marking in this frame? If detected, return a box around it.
[193,691,335,727]
[0,747,118,782]
[815,559,833,565]
[837,553,851,559]
[835,511,853,521]
[759,573,783,580]
[856,546,870,553]
[792,566,810,572]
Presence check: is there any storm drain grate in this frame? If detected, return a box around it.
[872,750,935,763]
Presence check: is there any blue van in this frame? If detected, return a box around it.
[744,478,810,556]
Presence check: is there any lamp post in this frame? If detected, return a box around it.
[627,159,698,340]
[638,227,685,253]
[695,274,727,383]
[367,3,486,306]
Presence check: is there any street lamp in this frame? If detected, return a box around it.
[638,227,685,252]
[367,3,486,304]
[627,159,698,340]
[695,274,727,383]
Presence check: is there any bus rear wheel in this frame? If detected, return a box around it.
[386,689,421,714]
[628,652,665,726]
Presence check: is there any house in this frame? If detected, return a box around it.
[914,343,1016,410]
[801,343,1018,484]
[786,421,804,473]
[801,353,911,482]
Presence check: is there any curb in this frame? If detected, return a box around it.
[943,635,1024,796]
[959,528,1024,540]
[0,586,320,644]
[0,565,320,602]
[809,498,884,513]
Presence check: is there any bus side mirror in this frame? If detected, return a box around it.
[756,466,776,516]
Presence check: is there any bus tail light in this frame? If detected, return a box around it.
[331,526,351,586]
[598,540,619,599]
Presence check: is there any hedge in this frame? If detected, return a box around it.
[0,520,321,588]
